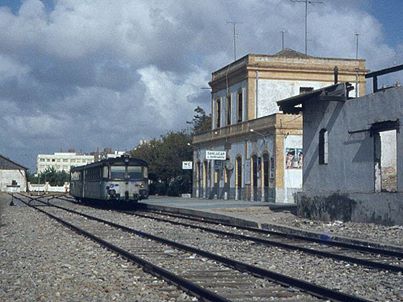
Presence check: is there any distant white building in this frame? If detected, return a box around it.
[105,151,126,159]
[37,152,94,173]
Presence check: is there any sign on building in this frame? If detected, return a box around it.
[182,161,193,170]
[206,150,226,160]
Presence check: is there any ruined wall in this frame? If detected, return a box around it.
[298,86,403,225]
[303,86,403,194]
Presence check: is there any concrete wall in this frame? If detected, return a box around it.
[299,86,403,225]
[0,169,27,192]
[296,192,403,225]
[303,86,403,194]
[29,182,70,193]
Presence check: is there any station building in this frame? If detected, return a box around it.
[191,49,366,203]
[0,154,28,192]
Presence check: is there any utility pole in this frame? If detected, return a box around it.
[355,33,360,98]
[227,21,242,61]
[291,0,323,55]
[355,33,359,59]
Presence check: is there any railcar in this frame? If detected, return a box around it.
[70,155,148,203]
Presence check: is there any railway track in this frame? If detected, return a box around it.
[126,210,403,273]
[11,193,373,302]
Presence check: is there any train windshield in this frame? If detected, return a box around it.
[127,166,144,179]
[110,166,125,179]
[110,165,146,180]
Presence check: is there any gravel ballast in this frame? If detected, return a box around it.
[0,194,194,302]
[41,199,403,301]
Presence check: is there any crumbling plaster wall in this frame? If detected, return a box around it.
[299,86,403,225]
[303,86,403,194]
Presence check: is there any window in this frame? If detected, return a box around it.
[63,159,68,162]
[40,158,45,162]
[71,159,76,163]
[103,166,109,178]
[319,129,328,165]
[215,98,221,128]
[128,166,144,179]
[226,95,231,126]
[300,87,314,94]
[111,166,126,179]
[237,91,243,122]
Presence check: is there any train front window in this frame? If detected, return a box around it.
[127,166,143,179]
[110,166,126,179]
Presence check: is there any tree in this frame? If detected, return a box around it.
[32,167,70,186]
[131,130,193,196]
[187,106,211,134]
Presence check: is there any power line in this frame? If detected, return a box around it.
[227,21,242,61]
[291,0,324,55]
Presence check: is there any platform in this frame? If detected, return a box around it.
[139,195,403,252]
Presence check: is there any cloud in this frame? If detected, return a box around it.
[0,0,401,170]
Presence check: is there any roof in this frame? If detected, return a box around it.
[277,83,353,114]
[273,48,312,58]
[71,155,147,172]
[0,154,28,170]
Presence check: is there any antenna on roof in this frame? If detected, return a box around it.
[355,33,359,59]
[291,0,324,55]
[227,21,242,61]
[281,30,286,50]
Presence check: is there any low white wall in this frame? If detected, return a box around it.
[28,182,70,193]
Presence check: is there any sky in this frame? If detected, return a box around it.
[0,0,402,171]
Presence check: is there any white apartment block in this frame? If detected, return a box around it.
[37,152,94,173]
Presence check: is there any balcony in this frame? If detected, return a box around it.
[192,113,302,145]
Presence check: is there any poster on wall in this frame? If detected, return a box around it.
[285,148,303,169]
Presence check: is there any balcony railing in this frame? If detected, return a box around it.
[193,114,302,145]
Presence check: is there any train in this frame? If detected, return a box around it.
[70,155,149,203]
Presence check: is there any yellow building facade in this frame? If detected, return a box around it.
[192,49,366,203]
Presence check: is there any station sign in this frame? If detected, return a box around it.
[206,150,226,160]
[182,161,193,170]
